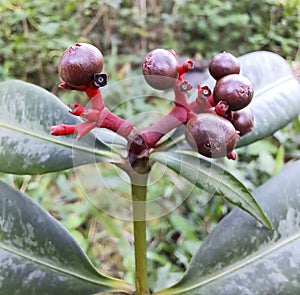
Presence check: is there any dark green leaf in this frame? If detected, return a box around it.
[237,51,300,147]
[0,180,134,295]
[0,80,119,174]
[150,151,272,229]
[156,160,300,295]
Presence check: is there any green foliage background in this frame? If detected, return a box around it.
[0,0,299,91]
[0,0,300,289]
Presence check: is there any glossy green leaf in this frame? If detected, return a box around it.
[150,150,272,229]
[0,180,134,295]
[156,160,300,295]
[237,51,300,147]
[0,80,119,174]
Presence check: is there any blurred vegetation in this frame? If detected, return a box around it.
[1,0,300,290]
[0,0,299,90]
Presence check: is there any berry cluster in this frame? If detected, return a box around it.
[184,52,254,159]
[141,50,254,159]
[209,52,254,137]
[51,43,254,163]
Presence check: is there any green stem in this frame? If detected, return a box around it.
[130,158,151,295]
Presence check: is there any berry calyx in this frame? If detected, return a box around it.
[58,43,104,87]
[209,51,240,80]
[142,48,179,90]
[185,113,238,158]
[213,74,254,111]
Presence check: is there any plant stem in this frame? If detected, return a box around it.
[141,105,189,148]
[130,158,151,295]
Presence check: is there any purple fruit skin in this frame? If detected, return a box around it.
[143,49,178,90]
[231,109,254,136]
[58,43,104,87]
[213,74,254,111]
[185,113,238,158]
[209,52,240,80]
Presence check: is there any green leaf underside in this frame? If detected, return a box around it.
[0,180,133,295]
[0,80,118,174]
[156,160,300,295]
[151,151,272,229]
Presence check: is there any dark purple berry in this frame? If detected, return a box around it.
[213,74,254,111]
[185,113,238,158]
[58,43,104,87]
[143,49,179,90]
[230,109,254,136]
[209,52,240,80]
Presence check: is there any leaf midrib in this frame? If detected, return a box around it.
[0,241,113,287]
[164,231,300,294]
[155,152,252,203]
[152,151,270,228]
[253,74,295,98]
[0,122,121,162]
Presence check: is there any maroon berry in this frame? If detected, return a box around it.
[185,113,238,158]
[209,52,240,80]
[213,74,254,111]
[58,43,104,87]
[230,109,254,136]
[143,49,178,90]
